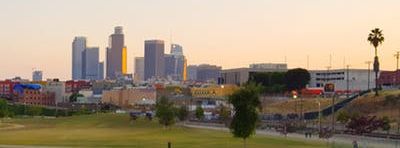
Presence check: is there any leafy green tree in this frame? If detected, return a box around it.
[69,93,84,103]
[367,28,384,96]
[155,96,175,128]
[285,68,310,91]
[176,106,188,121]
[195,106,204,120]
[337,110,351,124]
[219,105,231,126]
[0,99,9,119]
[384,95,400,118]
[382,116,391,135]
[248,72,285,94]
[228,83,262,148]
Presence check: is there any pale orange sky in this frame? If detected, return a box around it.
[1,0,400,80]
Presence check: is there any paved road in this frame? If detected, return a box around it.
[183,122,400,148]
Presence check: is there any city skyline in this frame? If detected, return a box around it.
[2,0,400,80]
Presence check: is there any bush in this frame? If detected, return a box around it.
[195,106,204,120]
[337,111,351,124]
[27,106,43,116]
[3,104,74,117]
[176,106,188,121]
[0,99,9,118]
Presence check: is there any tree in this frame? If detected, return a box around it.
[228,83,262,148]
[384,95,400,118]
[382,116,391,135]
[176,106,188,121]
[248,72,285,94]
[69,93,83,103]
[0,99,9,119]
[155,96,175,128]
[195,106,204,120]
[346,115,384,135]
[219,105,231,126]
[336,110,351,124]
[285,68,311,91]
[367,28,384,96]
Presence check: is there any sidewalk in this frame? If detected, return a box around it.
[183,122,400,148]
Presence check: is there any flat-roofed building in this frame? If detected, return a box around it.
[309,69,374,91]
[102,87,157,108]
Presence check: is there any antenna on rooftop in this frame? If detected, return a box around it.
[343,56,346,69]
[284,56,287,64]
[329,54,332,69]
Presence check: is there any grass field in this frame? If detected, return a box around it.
[0,114,335,148]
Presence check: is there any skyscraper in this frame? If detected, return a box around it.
[72,37,87,80]
[171,44,186,81]
[164,54,176,79]
[144,40,165,80]
[32,70,43,81]
[134,57,144,81]
[164,44,187,81]
[106,26,127,79]
[171,44,183,56]
[82,47,100,80]
[98,62,104,80]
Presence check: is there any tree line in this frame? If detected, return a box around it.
[154,83,263,148]
[248,68,310,94]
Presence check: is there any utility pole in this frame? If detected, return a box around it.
[365,61,372,91]
[346,65,350,99]
[395,51,400,87]
[325,66,331,98]
[395,51,400,71]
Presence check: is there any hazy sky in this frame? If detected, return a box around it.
[1,0,400,80]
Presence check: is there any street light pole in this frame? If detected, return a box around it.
[395,51,400,87]
[395,51,400,71]
[346,65,350,99]
[331,94,335,132]
[316,99,321,135]
[325,66,331,98]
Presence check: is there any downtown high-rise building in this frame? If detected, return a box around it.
[98,62,104,80]
[106,26,127,79]
[144,40,165,80]
[72,37,87,80]
[72,36,103,81]
[134,57,145,82]
[164,44,187,81]
[82,47,100,80]
[32,70,43,81]
[187,64,221,82]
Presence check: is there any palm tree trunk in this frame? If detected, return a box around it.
[374,52,379,96]
[375,68,379,96]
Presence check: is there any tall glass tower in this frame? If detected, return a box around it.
[106,26,127,79]
[72,36,87,80]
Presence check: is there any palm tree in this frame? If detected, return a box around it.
[367,28,384,96]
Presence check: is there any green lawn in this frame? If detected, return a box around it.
[0,123,9,128]
[0,114,336,148]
